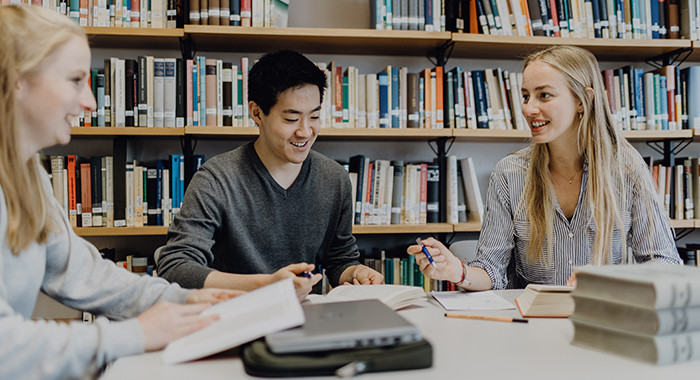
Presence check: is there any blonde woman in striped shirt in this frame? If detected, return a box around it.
[408,45,682,290]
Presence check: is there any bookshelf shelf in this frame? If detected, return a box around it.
[620,130,694,140]
[184,25,451,56]
[670,219,697,229]
[74,226,168,236]
[453,128,531,141]
[71,127,185,136]
[352,223,453,234]
[450,33,693,61]
[84,27,184,49]
[319,127,452,139]
[185,126,452,139]
[184,126,260,136]
[453,221,482,232]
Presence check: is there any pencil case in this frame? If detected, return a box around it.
[241,338,432,377]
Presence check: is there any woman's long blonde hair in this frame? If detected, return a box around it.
[522,45,641,266]
[0,5,86,255]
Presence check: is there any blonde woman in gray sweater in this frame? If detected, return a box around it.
[0,6,240,379]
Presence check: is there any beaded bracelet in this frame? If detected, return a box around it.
[451,261,470,287]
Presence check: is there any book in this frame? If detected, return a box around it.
[571,317,700,365]
[572,294,700,336]
[572,264,700,309]
[319,284,426,310]
[162,278,303,365]
[514,284,574,317]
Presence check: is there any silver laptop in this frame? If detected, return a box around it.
[264,299,421,354]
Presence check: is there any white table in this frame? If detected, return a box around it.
[100,290,699,379]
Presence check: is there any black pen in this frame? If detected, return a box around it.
[297,271,312,278]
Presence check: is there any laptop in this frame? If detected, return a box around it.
[265,299,421,354]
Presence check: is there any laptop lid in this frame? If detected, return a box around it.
[264,299,421,354]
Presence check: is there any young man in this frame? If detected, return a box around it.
[155,51,383,298]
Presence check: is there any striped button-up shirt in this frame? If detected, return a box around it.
[470,146,682,290]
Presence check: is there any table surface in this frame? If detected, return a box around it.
[100,290,700,380]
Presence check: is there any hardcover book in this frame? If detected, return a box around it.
[515,284,574,317]
[572,264,700,309]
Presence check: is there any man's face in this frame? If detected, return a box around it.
[253,84,322,166]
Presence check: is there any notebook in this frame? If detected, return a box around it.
[264,299,421,354]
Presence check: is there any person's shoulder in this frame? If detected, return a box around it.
[493,146,531,174]
[309,150,347,174]
[199,145,248,172]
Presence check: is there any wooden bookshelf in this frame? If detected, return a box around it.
[184,25,451,56]
[83,27,183,49]
[74,226,168,236]
[352,223,453,234]
[185,126,452,139]
[620,130,694,140]
[71,127,185,136]
[452,128,531,141]
[450,33,693,61]
[670,219,697,229]
[185,126,260,136]
[319,128,451,139]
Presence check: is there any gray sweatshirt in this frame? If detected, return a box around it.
[156,142,361,288]
[0,173,191,380]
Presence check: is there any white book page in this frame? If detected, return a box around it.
[162,278,304,365]
[432,290,515,311]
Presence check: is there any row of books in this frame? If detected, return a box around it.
[79,57,186,128]
[444,0,700,41]
[570,264,700,365]
[362,251,460,292]
[4,0,180,28]
[81,54,700,132]
[344,155,484,226]
[605,65,700,131]
[648,157,700,221]
[45,154,205,228]
[187,0,288,27]
[370,0,446,31]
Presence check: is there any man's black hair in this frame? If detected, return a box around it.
[248,50,327,115]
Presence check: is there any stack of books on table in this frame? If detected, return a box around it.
[570,264,700,365]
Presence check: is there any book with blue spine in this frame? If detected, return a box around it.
[192,61,199,126]
[634,68,646,130]
[391,66,400,128]
[659,76,669,130]
[378,72,390,128]
[471,70,489,129]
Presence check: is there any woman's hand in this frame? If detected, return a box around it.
[137,302,218,352]
[407,237,463,283]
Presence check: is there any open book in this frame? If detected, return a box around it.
[515,284,575,318]
[162,278,304,365]
[308,284,426,310]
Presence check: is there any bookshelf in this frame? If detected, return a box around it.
[67,26,700,242]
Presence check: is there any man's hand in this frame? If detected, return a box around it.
[270,263,322,300]
[340,264,385,285]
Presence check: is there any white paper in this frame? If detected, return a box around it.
[162,278,304,365]
[431,290,515,311]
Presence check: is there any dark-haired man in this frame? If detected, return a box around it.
[155,51,383,299]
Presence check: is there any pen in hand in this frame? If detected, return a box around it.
[415,238,437,270]
[297,271,312,278]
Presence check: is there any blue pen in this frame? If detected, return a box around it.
[415,238,437,269]
[297,271,312,278]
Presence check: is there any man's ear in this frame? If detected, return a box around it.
[249,101,262,126]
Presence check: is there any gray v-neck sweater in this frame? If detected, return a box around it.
[156,142,360,288]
